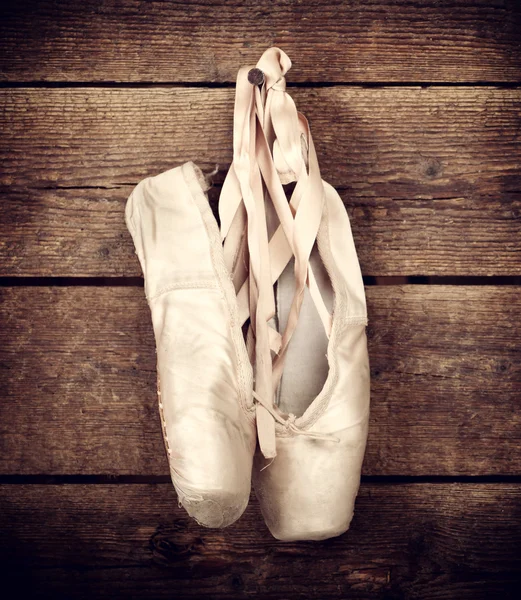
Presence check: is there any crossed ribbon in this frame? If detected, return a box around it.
[218,48,337,459]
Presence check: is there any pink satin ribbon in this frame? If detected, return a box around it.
[218,48,333,459]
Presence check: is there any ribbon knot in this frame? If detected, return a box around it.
[269,76,287,93]
[285,414,297,429]
[253,390,340,461]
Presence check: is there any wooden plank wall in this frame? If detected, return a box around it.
[0,1,520,598]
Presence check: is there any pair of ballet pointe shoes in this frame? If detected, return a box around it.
[125,48,370,542]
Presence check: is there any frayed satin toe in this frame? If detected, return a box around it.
[180,490,250,529]
[164,403,256,528]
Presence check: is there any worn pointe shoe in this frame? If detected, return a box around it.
[251,181,370,542]
[125,161,257,528]
[219,47,370,541]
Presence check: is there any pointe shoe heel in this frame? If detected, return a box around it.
[125,161,256,528]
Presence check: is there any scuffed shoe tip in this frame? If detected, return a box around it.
[182,497,225,528]
[180,491,249,529]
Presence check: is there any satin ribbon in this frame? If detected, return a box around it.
[218,48,333,459]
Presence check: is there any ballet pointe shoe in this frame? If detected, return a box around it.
[252,180,370,541]
[219,47,370,541]
[125,161,257,528]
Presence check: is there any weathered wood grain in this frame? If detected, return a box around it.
[1,87,520,276]
[2,187,521,277]
[1,285,519,476]
[2,87,520,190]
[1,1,520,83]
[1,483,520,599]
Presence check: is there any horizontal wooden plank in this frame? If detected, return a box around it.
[1,1,520,82]
[1,483,520,598]
[1,87,520,276]
[0,285,519,476]
[2,187,521,278]
[2,87,520,190]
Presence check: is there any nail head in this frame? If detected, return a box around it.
[248,68,265,86]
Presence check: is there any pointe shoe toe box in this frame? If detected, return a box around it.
[253,416,369,541]
[166,405,256,528]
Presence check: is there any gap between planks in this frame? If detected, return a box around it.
[0,276,521,286]
[2,475,521,485]
[0,81,521,89]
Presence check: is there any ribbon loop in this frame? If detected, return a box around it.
[219,48,335,459]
